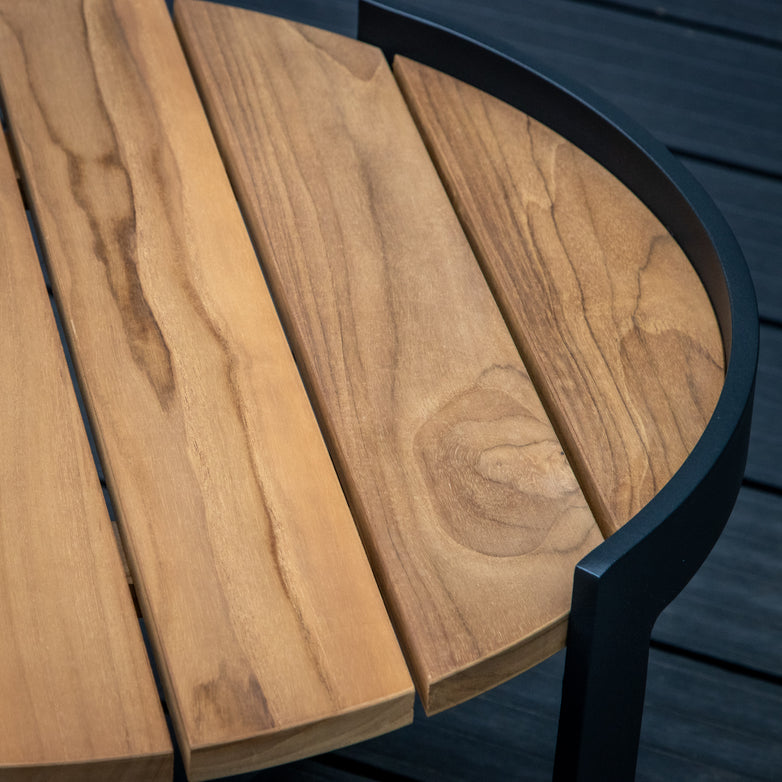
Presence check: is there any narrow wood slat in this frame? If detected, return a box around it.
[395,57,725,533]
[175,0,603,714]
[0,130,172,779]
[0,1,413,778]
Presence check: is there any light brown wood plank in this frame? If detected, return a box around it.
[394,57,725,534]
[175,0,604,714]
[0,1,413,777]
[0,128,172,780]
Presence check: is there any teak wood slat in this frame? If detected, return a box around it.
[394,57,725,534]
[0,131,172,779]
[0,1,413,778]
[175,0,604,714]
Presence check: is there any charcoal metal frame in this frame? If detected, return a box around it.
[357,2,758,780]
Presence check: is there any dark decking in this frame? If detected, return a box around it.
[213,1,780,779]
[13,0,779,779]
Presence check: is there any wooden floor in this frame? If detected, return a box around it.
[17,0,782,779]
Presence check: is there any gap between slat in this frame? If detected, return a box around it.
[2,116,140,611]
[174,0,604,715]
[391,54,725,535]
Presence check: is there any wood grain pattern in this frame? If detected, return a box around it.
[174,0,604,713]
[0,131,172,780]
[394,56,725,533]
[0,0,413,778]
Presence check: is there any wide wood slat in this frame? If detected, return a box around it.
[175,0,604,715]
[394,57,725,533]
[0,1,413,778]
[0,130,172,779]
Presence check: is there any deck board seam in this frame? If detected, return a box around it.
[565,0,782,51]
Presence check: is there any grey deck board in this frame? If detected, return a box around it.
[594,0,782,45]
[638,650,782,781]
[747,325,782,489]
[334,649,782,781]
[339,653,565,782]
[681,158,782,325]
[188,760,370,782]
[654,488,782,677]
[391,0,782,175]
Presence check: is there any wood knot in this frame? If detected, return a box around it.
[415,366,576,557]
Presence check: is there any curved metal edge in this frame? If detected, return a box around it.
[553,381,754,779]
[356,1,757,347]
[356,0,758,596]
[358,3,759,779]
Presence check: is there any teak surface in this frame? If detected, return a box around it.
[394,57,726,533]
[0,0,413,778]
[0,133,172,779]
[175,0,604,714]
